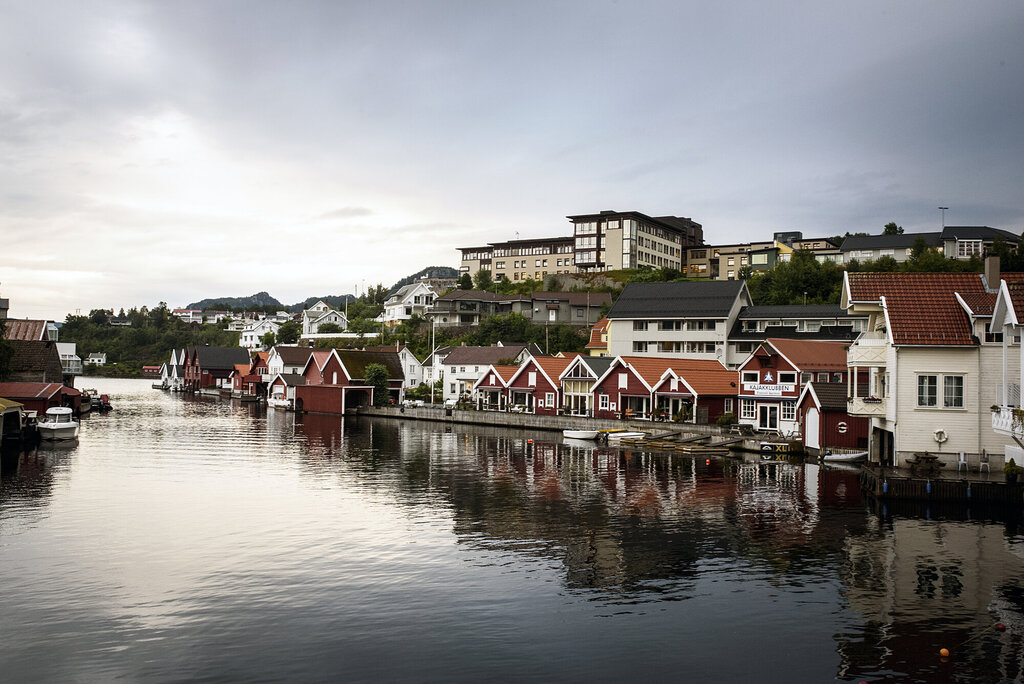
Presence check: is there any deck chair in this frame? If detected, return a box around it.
[979,450,991,474]
[957,452,969,473]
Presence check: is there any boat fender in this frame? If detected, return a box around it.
[933,429,948,443]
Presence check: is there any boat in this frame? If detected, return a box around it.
[37,407,80,441]
[821,449,868,463]
[267,397,290,409]
[562,429,599,439]
[606,431,647,440]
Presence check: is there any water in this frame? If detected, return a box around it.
[2,379,1023,682]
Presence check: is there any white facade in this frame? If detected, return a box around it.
[85,352,107,366]
[442,347,533,403]
[301,302,349,336]
[383,283,435,326]
[240,319,281,349]
[56,342,82,375]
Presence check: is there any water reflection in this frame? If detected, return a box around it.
[1,380,1022,682]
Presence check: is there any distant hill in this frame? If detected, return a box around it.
[287,295,356,312]
[187,291,284,310]
[388,266,459,293]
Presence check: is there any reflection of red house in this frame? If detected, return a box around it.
[294,349,404,415]
[506,357,572,415]
[0,382,82,414]
[797,382,869,455]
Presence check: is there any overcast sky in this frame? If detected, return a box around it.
[2,0,1023,319]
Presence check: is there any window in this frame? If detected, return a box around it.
[985,323,1003,343]
[944,375,964,408]
[545,392,555,407]
[917,375,938,407]
[632,341,647,353]
[599,394,609,410]
[618,373,628,389]
[633,321,648,331]
[781,401,796,421]
[958,240,982,258]
[727,270,734,280]
[742,371,759,383]
[660,321,683,331]
[751,253,769,265]
[817,372,829,382]
[575,308,584,318]
[528,371,537,386]
[779,372,796,384]
[801,372,813,384]
[741,399,756,419]
[724,398,733,414]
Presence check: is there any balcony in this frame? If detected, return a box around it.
[992,406,1024,438]
[847,332,888,368]
[848,396,887,417]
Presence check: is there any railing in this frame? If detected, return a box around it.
[61,360,83,375]
[992,407,1020,436]
[848,396,887,417]
[848,332,888,367]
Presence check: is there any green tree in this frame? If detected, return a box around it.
[744,250,844,305]
[883,222,904,235]
[261,331,276,348]
[458,273,473,290]
[317,323,343,334]
[473,268,493,290]
[365,363,389,406]
[277,320,301,344]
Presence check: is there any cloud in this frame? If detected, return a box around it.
[313,207,373,221]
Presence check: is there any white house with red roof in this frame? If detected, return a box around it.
[843,260,1018,469]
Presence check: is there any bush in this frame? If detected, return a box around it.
[716,412,737,426]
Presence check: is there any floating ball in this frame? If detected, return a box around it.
[939,648,950,657]
[996,623,1006,631]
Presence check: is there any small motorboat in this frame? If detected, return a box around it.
[37,407,80,441]
[821,449,868,463]
[563,429,599,439]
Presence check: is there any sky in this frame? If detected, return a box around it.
[2,0,1023,320]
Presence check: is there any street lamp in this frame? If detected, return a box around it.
[939,206,949,228]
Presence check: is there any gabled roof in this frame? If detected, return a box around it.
[606,281,746,319]
[510,356,572,388]
[940,226,1019,242]
[798,382,849,411]
[955,292,997,316]
[272,345,314,366]
[761,338,849,371]
[472,364,520,390]
[332,349,404,381]
[585,317,609,350]
[657,361,737,396]
[192,346,252,370]
[269,372,306,387]
[597,356,729,391]
[0,382,72,400]
[441,344,532,366]
[558,354,614,381]
[4,319,48,341]
[302,349,334,375]
[840,232,941,251]
[845,272,985,346]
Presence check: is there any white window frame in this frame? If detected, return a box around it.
[781,401,796,421]
[545,392,555,407]
[740,399,756,419]
[599,394,609,410]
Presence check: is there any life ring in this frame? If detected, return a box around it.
[933,429,948,443]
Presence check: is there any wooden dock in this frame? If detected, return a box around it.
[859,466,1023,505]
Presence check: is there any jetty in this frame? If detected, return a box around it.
[859,465,1023,506]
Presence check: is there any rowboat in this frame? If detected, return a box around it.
[562,429,599,439]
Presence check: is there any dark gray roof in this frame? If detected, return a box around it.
[940,226,1020,242]
[738,305,850,319]
[805,382,849,411]
[193,346,251,370]
[577,356,614,376]
[276,373,306,386]
[606,281,745,319]
[273,345,313,365]
[840,232,941,251]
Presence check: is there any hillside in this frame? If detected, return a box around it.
[388,266,459,293]
[187,291,283,310]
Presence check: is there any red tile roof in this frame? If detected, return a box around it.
[618,356,729,389]
[666,364,737,395]
[584,317,609,350]
[847,273,985,346]
[531,356,573,384]
[957,292,997,315]
[0,382,74,399]
[763,338,849,371]
[1003,273,1024,320]
[3,319,47,341]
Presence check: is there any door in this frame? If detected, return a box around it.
[758,404,779,431]
[804,407,820,450]
[549,309,557,322]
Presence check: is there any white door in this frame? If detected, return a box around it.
[804,407,820,450]
[549,309,557,322]
[758,405,779,431]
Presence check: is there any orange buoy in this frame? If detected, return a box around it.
[939,648,950,657]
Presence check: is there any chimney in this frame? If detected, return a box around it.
[985,255,1001,292]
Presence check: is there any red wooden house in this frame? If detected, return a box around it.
[505,357,572,415]
[472,365,519,411]
[184,346,251,391]
[0,382,82,414]
[300,350,334,385]
[650,360,737,424]
[736,338,849,435]
[797,382,869,455]
[294,349,405,415]
[591,356,674,420]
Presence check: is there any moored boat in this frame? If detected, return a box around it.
[37,407,80,441]
[562,429,599,439]
[821,449,867,463]
[606,431,647,440]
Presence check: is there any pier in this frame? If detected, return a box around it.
[859,465,1023,505]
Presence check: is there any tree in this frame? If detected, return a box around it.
[458,273,473,290]
[260,331,276,348]
[365,363,389,406]
[277,320,301,344]
[473,268,493,290]
[883,222,904,235]
[317,323,343,334]
[744,250,844,305]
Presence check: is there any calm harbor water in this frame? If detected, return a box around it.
[2,379,1023,682]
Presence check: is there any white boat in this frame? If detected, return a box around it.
[606,431,647,440]
[267,397,290,409]
[37,407,80,441]
[563,429,599,439]
[821,450,868,463]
